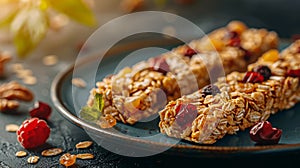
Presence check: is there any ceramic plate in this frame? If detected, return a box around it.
[51,38,300,157]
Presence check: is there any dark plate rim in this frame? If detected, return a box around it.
[50,38,300,156]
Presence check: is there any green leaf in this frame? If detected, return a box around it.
[79,93,104,122]
[11,7,49,57]
[47,0,97,27]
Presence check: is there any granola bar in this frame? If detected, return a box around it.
[159,40,300,144]
[86,21,278,127]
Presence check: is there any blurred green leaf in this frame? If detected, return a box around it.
[0,9,18,28]
[47,0,97,27]
[11,7,49,57]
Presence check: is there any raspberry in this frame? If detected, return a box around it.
[29,101,52,120]
[17,118,50,149]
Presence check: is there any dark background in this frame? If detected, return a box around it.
[1,0,300,167]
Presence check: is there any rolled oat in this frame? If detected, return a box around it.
[85,21,278,127]
[159,40,300,144]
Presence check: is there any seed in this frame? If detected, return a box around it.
[75,141,93,149]
[41,148,63,156]
[76,153,94,160]
[5,124,19,132]
[59,153,76,167]
[43,55,58,66]
[72,78,87,88]
[27,156,39,164]
[15,151,27,157]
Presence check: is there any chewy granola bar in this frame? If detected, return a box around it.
[159,40,300,144]
[85,21,278,128]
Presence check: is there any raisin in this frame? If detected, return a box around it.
[242,72,264,83]
[175,103,197,129]
[253,65,272,80]
[249,121,282,145]
[201,84,221,96]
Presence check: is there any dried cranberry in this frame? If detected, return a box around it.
[175,103,198,129]
[227,31,241,47]
[253,65,272,80]
[29,101,52,120]
[149,57,170,75]
[242,72,264,83]
[184,47,197,58]
[287,69,300,78]
[201,84,221,96]
[249,121,282,145]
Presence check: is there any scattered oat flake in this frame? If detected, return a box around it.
[72,78,86,88]
[11,63,24,72]
[76,153,94,160]
[41,148,63,157]
[43,55,58,66]
[75,141,93,149]
[5,124,19,132]
[27,156,39,164]
[23,76,37,85]
[15,151,27,157]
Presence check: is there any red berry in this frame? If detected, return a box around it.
[149,57,170,75]
[253,65,272,80]
[175,103,198,129]
[249,121,282,145]
[242,71,265,83]
[184,47,197,58]
[29,101,52,120]
[287,69,300,78]
[17,118,50,149]
[227,31,241,47]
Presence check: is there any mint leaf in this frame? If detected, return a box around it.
[47,0,97,27]
[80,93,104,122]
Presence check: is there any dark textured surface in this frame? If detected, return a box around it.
[1,1,300,167]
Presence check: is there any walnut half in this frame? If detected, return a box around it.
[0,81,34,112]
[0,52,12,77]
